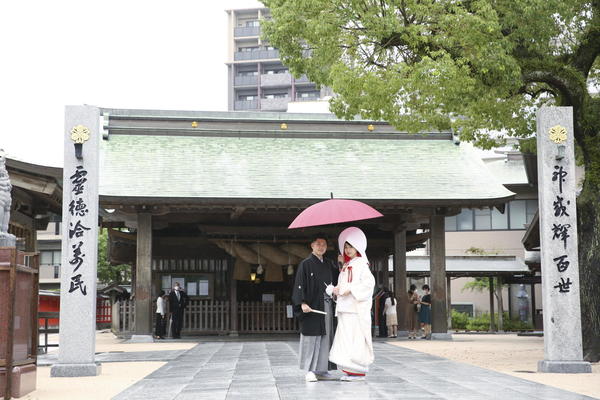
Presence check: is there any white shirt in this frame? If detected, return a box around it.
[384,297,397,315]
[156,296,164,315]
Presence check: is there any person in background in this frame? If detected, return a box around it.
[384,290,398,338]
[155,290,166,339]
[419,284,432,340]
[168,282,188,339]
[407,284,420,339]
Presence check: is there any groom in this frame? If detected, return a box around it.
[292,233,339,382]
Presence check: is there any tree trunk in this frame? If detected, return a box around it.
[577,174,600,362]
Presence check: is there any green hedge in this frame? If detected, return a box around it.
[451,310,533,331]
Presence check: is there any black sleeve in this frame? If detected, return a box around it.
[292,261,306,306]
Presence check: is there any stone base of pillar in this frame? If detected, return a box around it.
[127,334,154,343]
[51,363,102,377]
[229,331,239,337]
[430,332,453,341]
[538,360,592,373]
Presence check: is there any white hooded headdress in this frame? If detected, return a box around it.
[338,226,368,262]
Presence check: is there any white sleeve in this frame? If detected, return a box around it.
[350,264,375,302]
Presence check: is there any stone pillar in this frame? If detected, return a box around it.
[393,227,408,337]
[131,212,153,342]
[430,215,451,340]
[536,107,591,373]
[52,105,101,377]
[489,277,496,331]
[446,275,452,330]
[496,276,504,332]
[111,294,120,334]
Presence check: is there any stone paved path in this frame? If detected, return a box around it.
[112,341,598,400]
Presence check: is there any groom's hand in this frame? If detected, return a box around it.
[301,303,312,313]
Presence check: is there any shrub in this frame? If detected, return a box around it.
[451,309,469,329]
[454,312,534,331]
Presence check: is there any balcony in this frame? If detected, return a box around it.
[234,99,259,110]
[294,75,312,84]
[295,95,320,102]
[234,75,258,86]
[234,26,260,37]
[234,49,280,61]
[261,72,292,87]
[261,97,290,111]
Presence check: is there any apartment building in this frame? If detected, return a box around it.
[38,219,61,291]
[226,8,331,112]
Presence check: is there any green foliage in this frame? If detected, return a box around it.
[466,313,493,331]
[262,0,597,151]
[97,228,131,284]
[451,309,469,329]
[462,277,508,292]
[452,311,534,331]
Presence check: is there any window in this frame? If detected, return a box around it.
[509,200,527,230]
[491,207,509,229]
[245,20,259,27]
[41,250,61,279]
[238,95,256,101]
[238,46,259,52]
[237,70,257,77]
[445,200,537,232]
[263,93,287,99]
[457,209,474,231]
[265,69,288,75]
[474,209,491,230]
[445,215,457,231]
[297,91,320,100]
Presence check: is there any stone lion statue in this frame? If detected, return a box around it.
[0,149,15,246]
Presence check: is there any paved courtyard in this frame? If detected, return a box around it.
[110,340,597,400]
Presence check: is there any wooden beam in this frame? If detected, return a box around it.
[230,206,246,220]
[8,170,58,195]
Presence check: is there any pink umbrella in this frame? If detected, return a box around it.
[288,198,383,229]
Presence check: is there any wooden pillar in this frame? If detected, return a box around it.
[393,227,408,336]
[489,277,496,332]
[496,276,504,331]
[134,212,153,337]
[446,275,452,330]
[378,258,386,288]
[230,260,238,336]
[430,215,451,339]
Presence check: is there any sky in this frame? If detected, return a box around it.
[1,0,263,167]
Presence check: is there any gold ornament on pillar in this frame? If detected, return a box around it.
[70,124,90,159]
[548,125,567,144]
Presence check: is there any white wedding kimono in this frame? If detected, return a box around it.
[329,255,375,374]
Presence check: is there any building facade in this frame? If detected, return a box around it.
[226,8,332,112]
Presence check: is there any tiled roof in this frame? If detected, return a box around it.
[99,130,514,202]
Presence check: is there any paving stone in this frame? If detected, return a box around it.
[111,340,599,400]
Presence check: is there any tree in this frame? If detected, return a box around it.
[97,228,131,284]
[262,0,600,361]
